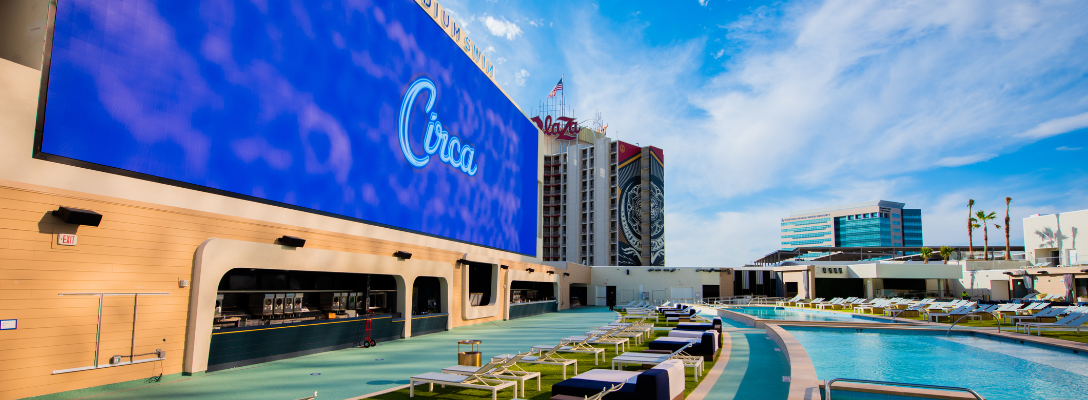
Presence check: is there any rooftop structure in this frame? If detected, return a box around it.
[1023,208,1086,267]
[781,200,923,255]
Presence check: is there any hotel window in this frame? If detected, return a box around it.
[893,228,900,232]
[893,214,900,218]
[893,221,900,225]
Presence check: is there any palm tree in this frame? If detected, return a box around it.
[967,199,975,259]
[975,210,996,260]
[939,245,954,264]
[1004,197,1012,261]
[919,247,933,264]
[970,218,981,260]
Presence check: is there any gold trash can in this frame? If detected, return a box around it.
[457,340,482,366]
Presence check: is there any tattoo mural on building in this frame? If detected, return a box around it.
[648,147,665,266]
[617,141,642,266]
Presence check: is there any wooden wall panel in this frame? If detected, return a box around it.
[0,182,550,399]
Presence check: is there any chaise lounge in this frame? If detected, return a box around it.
[551,359,686,400]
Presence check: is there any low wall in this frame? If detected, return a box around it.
[714,308,761,328]
[508,300,558,319]
[410,313,449,336]
[207,314,404,371]
[766,324,820,400]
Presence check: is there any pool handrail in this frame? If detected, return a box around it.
[824,378,985,400]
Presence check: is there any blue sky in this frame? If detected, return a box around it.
[437,0,1088,266]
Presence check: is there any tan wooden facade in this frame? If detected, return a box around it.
[0,179,570,399]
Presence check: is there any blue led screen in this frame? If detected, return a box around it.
[39,0,538,255]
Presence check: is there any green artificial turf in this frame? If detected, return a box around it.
[371,329,721,400]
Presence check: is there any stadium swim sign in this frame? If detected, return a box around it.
[399,78,479,176]
[414,0,497,81]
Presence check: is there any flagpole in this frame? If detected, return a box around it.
[561,74,565,118]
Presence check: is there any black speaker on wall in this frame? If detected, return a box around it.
[277,235,306,248]
[52,207,103,227]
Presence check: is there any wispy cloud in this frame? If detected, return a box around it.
[698,0,710,6]
[1019,111,1088,139]
[481,15,523,40]
[1056,146,1082,151]
[935,153,997,167]
[514,68,530,86]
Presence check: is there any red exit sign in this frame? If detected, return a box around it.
[57,233,78,246]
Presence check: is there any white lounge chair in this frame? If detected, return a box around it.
[926,304,977,322]
[1005,307,1069,327]
[776,295,803,307]
[1015,302,1051,315]
[1016,312,1088,335]
[532,335,606,364]
[886,299,933,318]
[493,344,579,379]
[562,326,629,352]
[442,352,541,398]
[854,299,890,314]
[410,360,517,400]
[610,342,704,379]
[815,298,846,310]
[965,304,1002,321]
[800,298,827,308]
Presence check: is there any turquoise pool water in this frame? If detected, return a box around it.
[786,327,1088,400]
[726,306,890,323]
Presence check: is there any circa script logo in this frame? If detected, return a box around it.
[398,78,478,176]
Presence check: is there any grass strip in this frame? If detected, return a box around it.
[371,326,721,400]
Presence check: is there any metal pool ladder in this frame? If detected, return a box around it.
[824,378,985,400]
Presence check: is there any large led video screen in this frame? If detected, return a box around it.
[37,0,538,255]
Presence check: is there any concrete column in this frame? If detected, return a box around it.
[865,278,875,299]
[400,275,413,339]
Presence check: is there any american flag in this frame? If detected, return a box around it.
[548,78,563,98]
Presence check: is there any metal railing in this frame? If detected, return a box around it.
[695,296,787,306]
[824,378,985,400]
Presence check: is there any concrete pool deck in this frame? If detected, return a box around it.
[689,318,792,400]
[30,308,618,400]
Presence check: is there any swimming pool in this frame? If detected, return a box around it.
[786,326,1088,400]
[725,306,893,323]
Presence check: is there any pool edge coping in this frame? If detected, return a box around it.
[766,324,820,400]
[694,304,1088,354]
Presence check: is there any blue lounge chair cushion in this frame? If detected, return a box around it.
[648,332,717,360]
[670,319,722,334]
[551,364,674,400]
[552,378,638,400]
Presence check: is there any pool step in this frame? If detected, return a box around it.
[819,380,984,400]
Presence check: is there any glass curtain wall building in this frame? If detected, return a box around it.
[780,200,923,258]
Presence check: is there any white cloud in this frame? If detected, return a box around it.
[699,0,710,6]
[1019,111,1088,139]
[495,57,507,65]
[1056,146,1082,151]
[514,68,530,86]
[529,20,540,27]
[935,153,997,167]
[555,0,1088,266]
[481,15,523,40]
